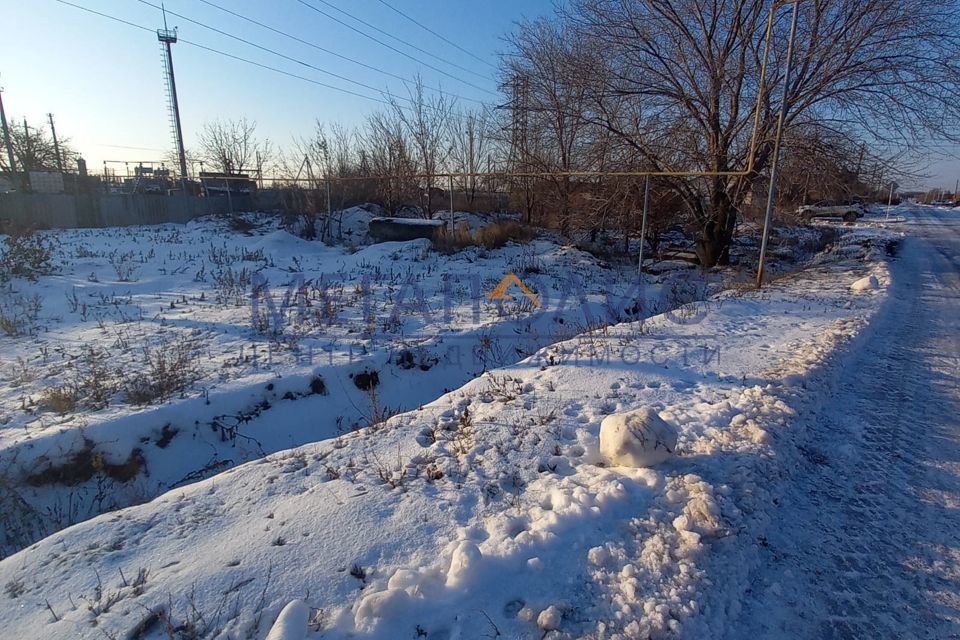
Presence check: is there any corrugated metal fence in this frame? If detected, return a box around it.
[0,193,262,230]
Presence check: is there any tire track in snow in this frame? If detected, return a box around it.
[729,207,960,638]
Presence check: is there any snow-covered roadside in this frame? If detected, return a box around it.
[726,205,960,638]
[0,231,894,639]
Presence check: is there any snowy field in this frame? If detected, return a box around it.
[0,208,902,639]
[0,209,698,556]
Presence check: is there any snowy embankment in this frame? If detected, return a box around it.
[0,232,895,639]
[1,210,673,556]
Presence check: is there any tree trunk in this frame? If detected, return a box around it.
[695,193,737,267]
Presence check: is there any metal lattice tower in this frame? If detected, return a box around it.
[509,72,530,171]
[158,12,188,189]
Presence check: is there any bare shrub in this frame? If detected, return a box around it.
[72,346,115,410]
[212,266,252,305]
[0,294,42,336]
[373,448,407,488]
[108,251,138,282]
[432,221,535,254]
[41,386,78,415]
[8,356,36,388]
[451,407,475,458]
[431,223,475,254]
[476,221,536,249]
[0,231,57,282]
[363,386,398,430]
[124,338,198,405]
[484,375,525,402]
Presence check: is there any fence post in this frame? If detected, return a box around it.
[325,178,332,241]
[638,175,651,280]
[225,178,234,214]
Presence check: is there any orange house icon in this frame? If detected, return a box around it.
[488,272,541,309]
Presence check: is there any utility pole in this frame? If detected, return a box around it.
[449,174,455,231]
[22,117,32,190]
[47,113,64,173]
[22,118,30,165]
[158,5,188,193]
[756,0,800,289]
[0,84,16,180]
[638,176,651,280]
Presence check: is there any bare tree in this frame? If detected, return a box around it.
[774,126,879,208]
[510,0,960,265]
[389,76,455,217]
[505,19,593,233]
[361,109,418,214]
[448,107,491,208]
[0,117,76,173]
[197,117,272,176]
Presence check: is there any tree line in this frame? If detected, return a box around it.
[4,0,958,266]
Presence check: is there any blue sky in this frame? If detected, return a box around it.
[2,0,550,173]
[3,0,958,189]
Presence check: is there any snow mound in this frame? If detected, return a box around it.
[600,408,678,468]
[537,605,563,630]
[445,540,483,588]
[266,599,309,640]
[850,274,879,291]
[354,589,413,631]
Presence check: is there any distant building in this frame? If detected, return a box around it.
[199,172,256,197]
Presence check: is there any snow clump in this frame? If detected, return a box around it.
[537,605,563,630]
[600,407,678,468]
[850,274,879,291]
[266,600,310,640]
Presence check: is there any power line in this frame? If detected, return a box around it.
[178,41,394,106]
[194,0,485,105]
[309,0,494,80]
[95,143,170,152]
[294,0,496,94]
[52,0,479,122]
[373,0,496,70]
[135,0,407,103]
[52,0,391,105]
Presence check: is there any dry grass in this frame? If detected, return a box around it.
[124,338,198,405]
[41,386,78,415]
[432,220,536,254]
[0,294,43,337]
[477,220,536,248]
[0,231,57,282]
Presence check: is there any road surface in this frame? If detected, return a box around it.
[729,206,960,639]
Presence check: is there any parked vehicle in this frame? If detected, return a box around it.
[797,201,866,222]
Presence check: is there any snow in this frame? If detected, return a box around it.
[443,540,483,588]
[0,211,903,639]
[726,204,960,638]
[600,407,678,467]
[370,216,445,227]
[537,604,563,630]
[265,600,310,640]
[0,211,667,557]
[850,274,880,291]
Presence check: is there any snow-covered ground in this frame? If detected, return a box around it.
[0,211,904,639]
[727,204,960,639]
[1,209,686,556]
